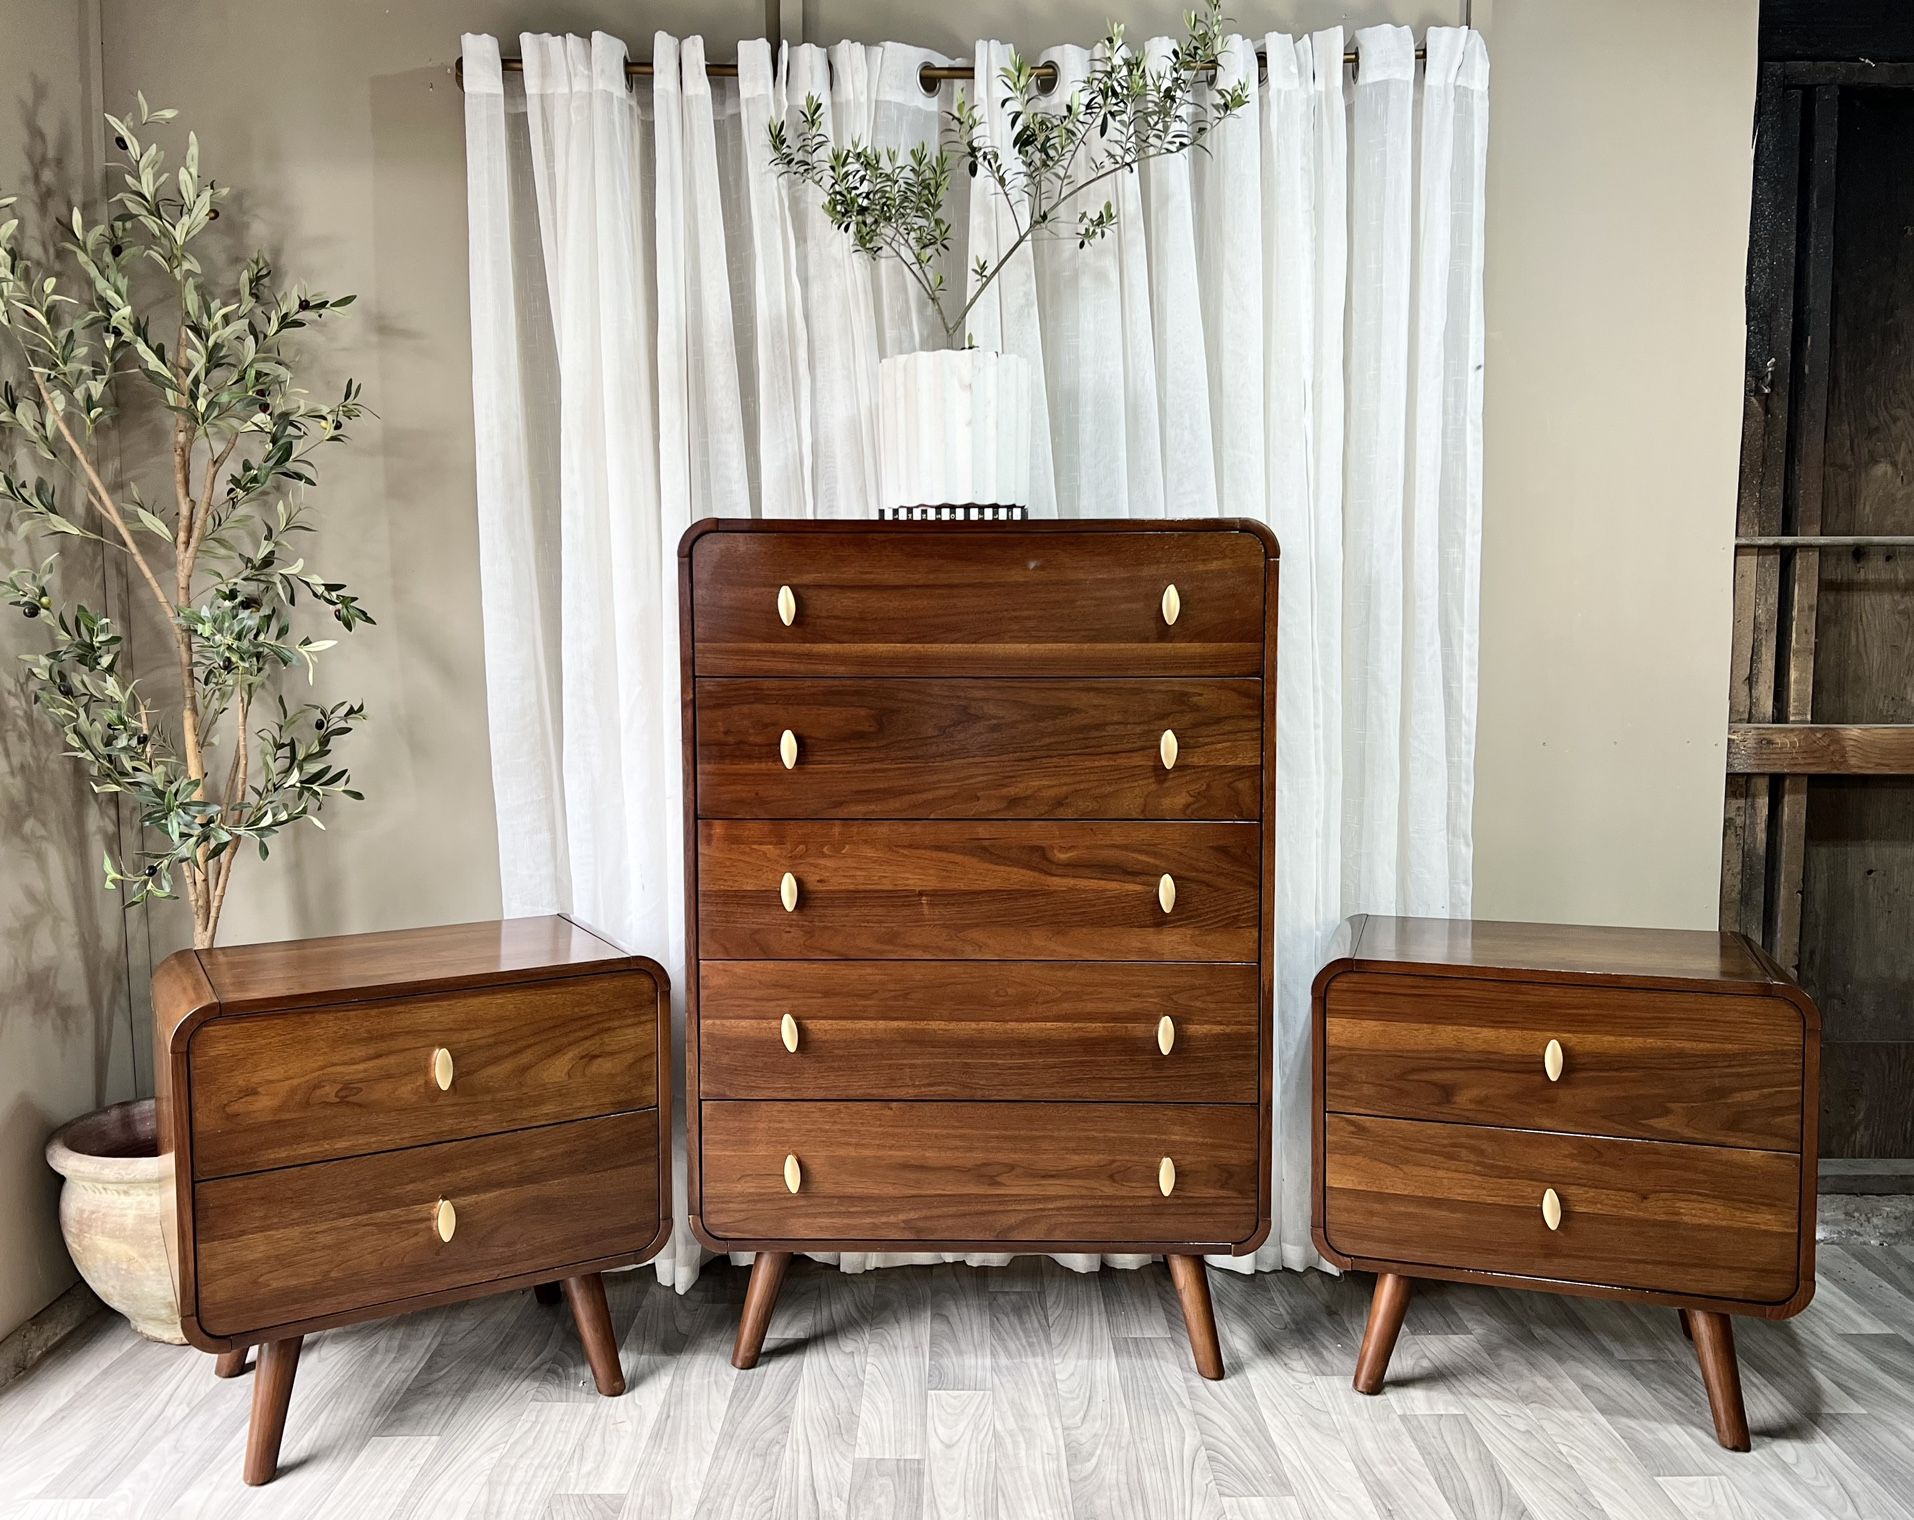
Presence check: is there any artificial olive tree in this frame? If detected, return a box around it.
[0,98,370,947]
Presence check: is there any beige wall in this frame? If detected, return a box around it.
[1469,0,1758,928]
[0,0,138,1343]
[0,0,1760,1335]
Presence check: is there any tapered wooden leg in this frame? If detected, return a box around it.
[1353,1272,1414,1395]
[533,1281,563,1306]
[242,1336,302,1486]
[1679,1308,1694,1341]
[1688,1310,1751,1451]
[732,1250,792,1370]
[562,1273,626,1396]
[1167,1254,1225,1380]
[213,1347,250,1378]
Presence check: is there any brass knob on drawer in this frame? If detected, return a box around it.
[1159,1157,1177,1196]
[1157,1016,1176,1055]
[1544,1038,1564,1082]
[777,585,797,626]
[1159,729,1179,770]
[1157,874,1177,914]
[780,872,799,912]
[435,1198,457,1243]
[1161,583,1181,626]
[1541,1188,1563,1232]
[779,729,799,770]
[431,1047,454,1091]
[784,1154,802,1193]
[780,1014,800,1053]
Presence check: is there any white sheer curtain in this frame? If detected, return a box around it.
[462,26,1489,1291]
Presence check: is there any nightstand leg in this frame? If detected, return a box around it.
[1354,1272,1413,1395]
[1167,1255,1225,1380]
[562,1273,626,1396]
[242,1336,302,1486]
[214,1347,250,1378]
[1688,1311,1751,1451]
[533,1281,564,1306]
[733,1250,792,1370]
[1679,1308,1694,1341]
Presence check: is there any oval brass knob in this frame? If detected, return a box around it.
[1157,874,1177,914]
[1159,729,1179,770]
[1541,1188,1563,1232]
[435,1198,457,1243]
[1161,583,1181,626]
[780,1013,799,1053]
[780,872,799,912]
[784,1154,802,1194]
[1157,1015,1175,1055]
[779,729,799,770]
[1159,1157,1177,1196]
[431,1047,454,1092]
[1544,1038,1564,1083]
[777,584,797,626]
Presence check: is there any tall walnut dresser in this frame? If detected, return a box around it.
[1313,915,1820,1451]
[680,518,1277,1377]
[154,917,670,1485]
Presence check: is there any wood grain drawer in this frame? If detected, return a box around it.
[1321,973,1805,1151]
[1320,1114,1802,1304]
[687,528,1270,677]
[193,1111,658,1337]
[698,961,1261,1101]
[697,820,1261,962]
[695,677,1262,820]
[700,1100,1260,1247]
[187,973,657,1178]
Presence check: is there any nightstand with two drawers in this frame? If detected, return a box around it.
[1313,914,1820,1450]
[154,916,670,1485]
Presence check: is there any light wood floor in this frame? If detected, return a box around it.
[3,1246,1913,1519]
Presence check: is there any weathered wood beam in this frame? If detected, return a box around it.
[1727,724,1914,775]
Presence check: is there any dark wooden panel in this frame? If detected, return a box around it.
[699,1100,1260,1246]
[697,820,1261,962]
[1797,85,1914,1158]
[1320,1114,1802,1305]
[694,677,1262,820]
[193,1111,658,1338]
[1763,2,1914,62]
[188,974,657,1178]
[1343,916,1785,992]
[1728,724,1914,774]
[1321,973,1805,1151]
[687,526,1269,676]
[698,960,1260,1102]
[1816,1038,1914,1157]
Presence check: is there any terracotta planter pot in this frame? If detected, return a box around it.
[877,348,1032,511]
[44,1099,182,1344]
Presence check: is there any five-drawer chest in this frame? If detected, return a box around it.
[679,518,1278,1376]
[1312,914,1820,1450]
[153,917,670,1484]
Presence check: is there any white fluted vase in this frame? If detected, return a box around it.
[877,349,1032,511]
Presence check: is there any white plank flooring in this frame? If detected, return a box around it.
[3,1248,1913,1518]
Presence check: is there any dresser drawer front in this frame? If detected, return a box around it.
[688,528,1269,676]
[1320,1114,1802,1304]
[1322,974,1804,1150]
[700,1100,1260,1246]
[698,820,1261,962]
[193,1111,657,1336]
[698,961,1261,1101]
[188,974,657,1178]
[695,677,1263,821]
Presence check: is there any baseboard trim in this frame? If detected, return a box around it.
[0,1281,106,1392]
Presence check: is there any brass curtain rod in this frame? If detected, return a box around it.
[456,43,1429,94]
